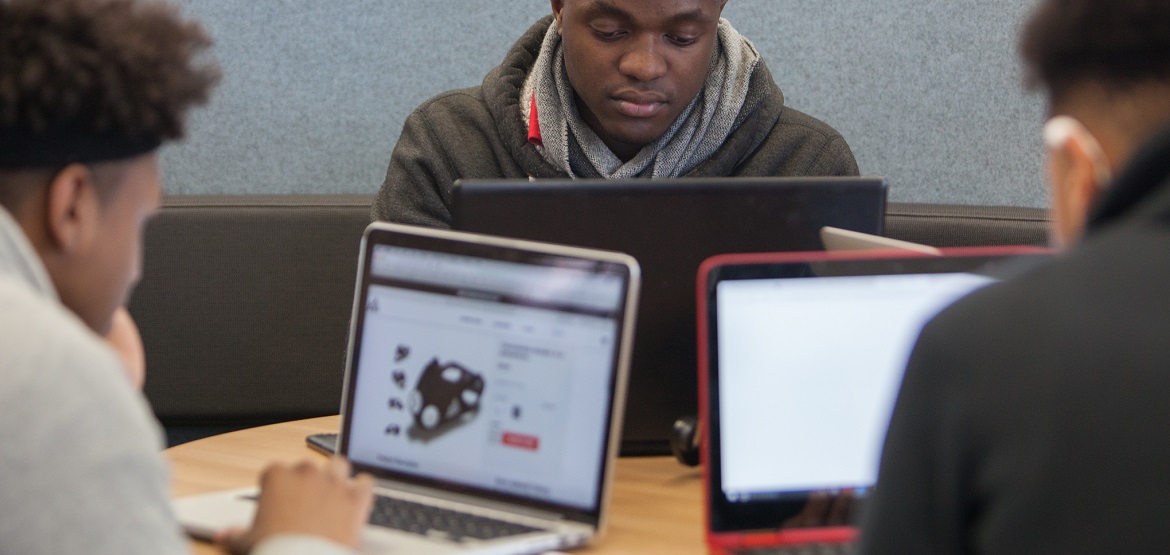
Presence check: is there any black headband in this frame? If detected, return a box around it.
[0,127,161,169]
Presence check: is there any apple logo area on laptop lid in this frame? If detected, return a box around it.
[451,177,888,456]
[696,247,1050,554]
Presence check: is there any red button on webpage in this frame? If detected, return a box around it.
[501,432,540,451]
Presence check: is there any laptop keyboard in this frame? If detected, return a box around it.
[739,543,853,555]
[369,495,542,542]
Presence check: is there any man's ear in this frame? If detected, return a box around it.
[43,164,101,254]
[1047,136,1104,246]
[551,0,565,32]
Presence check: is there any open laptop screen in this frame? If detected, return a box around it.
[716,271,991,500]
[700,248,1048,534]
[341,225,637,521]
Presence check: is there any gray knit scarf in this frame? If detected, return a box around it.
[521,19,760,179]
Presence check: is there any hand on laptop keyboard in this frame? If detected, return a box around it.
[217,457,376,553]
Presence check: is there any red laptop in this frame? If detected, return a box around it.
[697,247,1049,554]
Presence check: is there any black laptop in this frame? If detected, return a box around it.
[452,177,887,454]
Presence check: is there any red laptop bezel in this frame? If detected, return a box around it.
[697,246,1049,551]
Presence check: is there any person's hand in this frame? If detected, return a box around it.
[781,489,856,528]
[104,306,146,390]
[216,457,375,554]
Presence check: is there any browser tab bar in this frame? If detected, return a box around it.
[370,245,624,313]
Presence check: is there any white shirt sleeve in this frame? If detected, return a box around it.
[0,297,190,555]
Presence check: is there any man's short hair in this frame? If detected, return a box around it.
[0,0,220,172]
[1020,0,1170,104]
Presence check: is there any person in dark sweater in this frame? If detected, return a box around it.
[859,0,1170,553]
[371,0,859,228]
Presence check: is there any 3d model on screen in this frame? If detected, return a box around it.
[408,358,485,439]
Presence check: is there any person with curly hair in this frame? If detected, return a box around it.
[859,0,1170,553]
[0,0,374,553]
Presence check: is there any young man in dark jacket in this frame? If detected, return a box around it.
[372,0,859,228]
[0,1,373,553]
[859,0,1170,553]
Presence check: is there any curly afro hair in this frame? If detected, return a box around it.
[0,0,221,141]
[1020,0,1170,104]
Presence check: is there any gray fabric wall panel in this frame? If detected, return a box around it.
[163,1,1048,207]
[723,1,1047,207]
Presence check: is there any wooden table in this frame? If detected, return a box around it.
[166,416,706,554]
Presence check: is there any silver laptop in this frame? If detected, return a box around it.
[174,222,641,554]
[819,226,942,255]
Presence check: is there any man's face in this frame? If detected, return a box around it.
[552,0,727,161]
[63,153,162,333]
